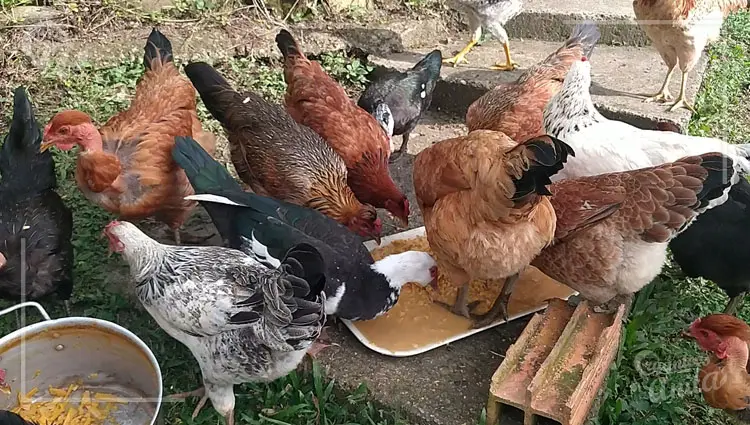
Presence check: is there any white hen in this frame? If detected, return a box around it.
[542,57,750,179]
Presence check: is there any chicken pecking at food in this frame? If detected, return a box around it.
[466,20,600,142]
[171,136,437,323]
[633,0,749,112]
[357,50,443,161]
[275,29,410,227]
[0,87,73,314]
[444,0,523,70]
[183,62,382,244]
[533,152,740,312]
[105,220,326,425]
[413,130,574,328]
[544,57,750,315]
[686,314,750,422]
[40,29,216,245]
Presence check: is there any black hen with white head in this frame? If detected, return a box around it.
[358,50,442,161]
[104,220,327,425]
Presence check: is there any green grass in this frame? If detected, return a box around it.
[0,50,405,425]
[596,11,750,425]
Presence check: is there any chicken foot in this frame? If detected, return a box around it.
[593,294,629,315]
[434,284,480,319]
[724,293,746,316]
[471,273,520,328]
[443,25,481,67]
[489,42,518,71]
[389,132,410,163]
[667,71,696,113]
[643,64,675,103]
[168,387,209,420]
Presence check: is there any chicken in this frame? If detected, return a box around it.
[686,314,750,422]
[0,410,41,425]
[0,87,73,314]
[275,30,410,226]
[633,0,749,112]
[466,21,600,142]
[357,50,443,161]
[532,152,740,312]
[183,62,382,244]
[105,220,326,425]
[544,57,750,314]
[443,0,523,70]
[171,136,438,322]
[40,29,216,244]
[413,130,573,327]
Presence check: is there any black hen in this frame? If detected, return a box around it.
[669,178,750,314]
[172,136,437,321]
[0,87,74,313]
[0,410,40,425]
[358,50,442,161]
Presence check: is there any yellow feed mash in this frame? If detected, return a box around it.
[11,383,126,425]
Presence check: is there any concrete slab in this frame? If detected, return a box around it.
[504,0,648,46]
[370,38,708,134]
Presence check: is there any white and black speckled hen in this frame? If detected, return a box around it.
[358,50,442,161]
[0,87,73,313]
[104,220,327,425]
[444,0,523,70]
[171,136,438,322]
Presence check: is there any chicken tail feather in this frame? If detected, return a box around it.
[508,135,575,202]
[143,28,173,70]
[566,20,601,59]
[184,62,239,126]
[413,49,443,82]
[172,136,245,195]
[276,29,305,62]
[689,152,740,211]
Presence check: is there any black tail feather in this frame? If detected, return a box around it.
[172,136,244,195]
[511,135,575,201]
[688,152,737,210]
[413,49,442,82]
[184,62,239,125]
[275,29,303,60]
[143,28,173,70]
[565,20,600,59]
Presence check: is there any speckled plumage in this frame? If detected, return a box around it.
[0,87,73,303]
[108,221,326,423]
[172,136,438,322]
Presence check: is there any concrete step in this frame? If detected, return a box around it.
[370,38,707,133]
[504,0,647,46]
[486,299,626,425]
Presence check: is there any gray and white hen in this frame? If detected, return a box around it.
[444,0,523,70]
[104,220,326,425]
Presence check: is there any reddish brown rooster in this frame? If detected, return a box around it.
[466,21,600,142]
[275,29,410,226]
[687,314,750,422]
[40,29,215,244]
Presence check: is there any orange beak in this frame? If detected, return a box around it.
[39,141,53,153]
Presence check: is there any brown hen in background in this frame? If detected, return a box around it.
[634,0,749,112]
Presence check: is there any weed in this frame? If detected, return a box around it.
[318,51,373,90]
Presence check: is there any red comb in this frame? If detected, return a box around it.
[581,56,588,62]
[105,220,121,230]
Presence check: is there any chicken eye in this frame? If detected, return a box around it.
[58,127,69,135]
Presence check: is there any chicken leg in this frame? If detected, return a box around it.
[444,25,481,67]
[389,132,410,163]
[643,64,676,103]
[472,273,520,328]
[173,229,181,246]
[667,71,696,113]
[435,283,476,318]
[490,42,518,71]
[724,293,746,316]
[168,387,209,420]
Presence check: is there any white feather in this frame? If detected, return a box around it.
[185,194,244,206]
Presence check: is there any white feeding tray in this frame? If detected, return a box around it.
[341,226,576,357]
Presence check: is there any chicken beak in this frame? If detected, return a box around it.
[39,141,53,153]
[429,277,439,291]
[680,329,693,339]
[373,235,382,246]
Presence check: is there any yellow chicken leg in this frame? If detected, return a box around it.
[644,65,676,103]
[444,40,478,67]
[490,42,518,71]
[667,71,696,113]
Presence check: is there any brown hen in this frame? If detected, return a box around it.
[275,29,410,226]
[413,130,576,327]
[533,153,739,311]
[183,61,382,243]
[466,20,600,142]
[41,29,216,244]
[687,314,750,422]
[634,0,749,111]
